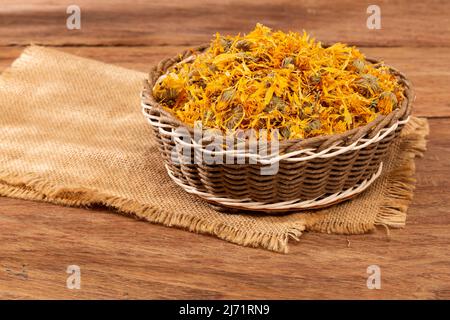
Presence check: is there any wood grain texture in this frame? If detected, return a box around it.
[0,0,449,300]
[1,0,450,47]
[0,117,448,299]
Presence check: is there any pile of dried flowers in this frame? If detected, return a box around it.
[152,24,404,140]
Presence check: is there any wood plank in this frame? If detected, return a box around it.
[2,46,449,117]
[1,0,449,47]
[0,118,449,299]
[363,47,450,118]
[0,46,186,75]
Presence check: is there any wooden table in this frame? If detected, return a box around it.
[0,0,449,299]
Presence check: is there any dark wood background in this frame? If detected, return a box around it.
[0,0,449,299]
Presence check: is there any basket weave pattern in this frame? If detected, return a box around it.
[142,47,413,210]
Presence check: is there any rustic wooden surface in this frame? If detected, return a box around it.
[0,0,449,299]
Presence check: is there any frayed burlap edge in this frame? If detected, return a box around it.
[374,117,429,228]
[0,170,306,253]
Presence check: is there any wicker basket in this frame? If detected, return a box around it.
[141,47,413,212]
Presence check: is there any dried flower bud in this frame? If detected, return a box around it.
[306,119,321,132]
[355,74,380,95]
[203,110,216,124]
[352,59,366,73]
[187,69,203,86]
[235,39,253,51]
[370,99,378,110]
[207,63,218,73]
[155,88,180,105]
[380,91,398,108]
[309,74,321,85]
[188,69,200,79]
[265,96,288,113]
[235,52,258,63]
[219,37,232,52]
[221,88,235,103]
[279,126,291,139]
[225,105,244,130]
[253,118,267,130]
[281,56,295,68]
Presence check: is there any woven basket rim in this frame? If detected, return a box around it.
[142,45,413,153]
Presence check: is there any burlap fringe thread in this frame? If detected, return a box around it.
[0,170,303,252]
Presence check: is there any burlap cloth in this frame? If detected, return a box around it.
[0,46,429,253]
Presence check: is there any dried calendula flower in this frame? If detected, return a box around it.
[352,59,366,73]
[203,110,216,123]
[153,23,404,140]
[377,91,398,113]
[207,63,218,73]
[281,56,295,68]
[235,52,258,63]
[219,37,232,52]
[225,105,244,130]
[355,74,380,96]
[220,88,235,103]
[309,73,321,85]
[153,74,185,103]
[370,98,379,110]
[188,69,200,79]
[380,91,398,106]
[265,96,287,113]
[235,39,253,51]
[305,119,322,132]
[279,126,291,139]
